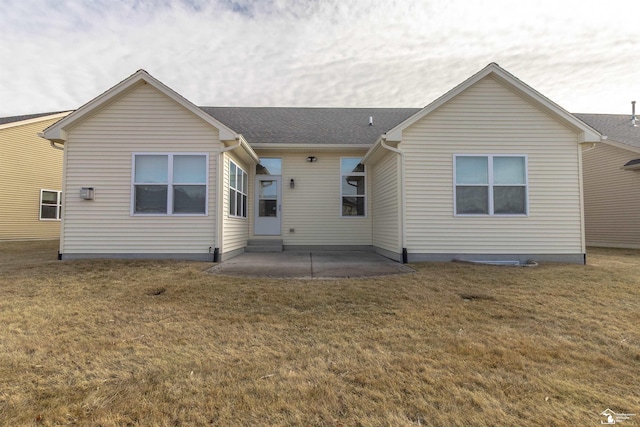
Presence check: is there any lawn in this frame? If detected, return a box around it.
[0,241,638,426]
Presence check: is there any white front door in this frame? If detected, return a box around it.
[254,176,281,235]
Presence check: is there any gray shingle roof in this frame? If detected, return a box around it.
[574,113,640,149]
[200,107,420,145]
[0,111,68,126]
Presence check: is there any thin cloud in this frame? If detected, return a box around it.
[0,0,638,116]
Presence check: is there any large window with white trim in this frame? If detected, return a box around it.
[341,157,366,217]
[454,155,527,215]
[229,160,248,218]
[40,189,62,220]
[133,154,207,215]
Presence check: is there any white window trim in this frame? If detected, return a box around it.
[130,153,209,216]
[228,159,248,219]
[340,157,367,218]
[39,189,62,221]
[453,154,529,217]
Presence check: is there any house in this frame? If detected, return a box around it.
[41,63,601,264]
[0,111,71,240]
[575,111,640,249]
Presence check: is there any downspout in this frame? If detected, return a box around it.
[38,132,65,259]
[214,136,244,262]
[379,138,407,263]
[38,132,65,151]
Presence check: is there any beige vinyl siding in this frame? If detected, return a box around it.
[222,152,250,255]
[583,143,640,248]
[0,117,65,240]
[402,76,583,255]
[371,150,401,253]
[61,83,219,254]
[251,150,372,246]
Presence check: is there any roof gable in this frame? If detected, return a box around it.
[41,70,238,142]
[384,63,601,143]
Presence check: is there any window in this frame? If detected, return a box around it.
[229,160,248,218]
[256,158,282,175]
[454,155,527,215]
[132,154,207,215]
[341,157,366,217]
[40,189,62,220]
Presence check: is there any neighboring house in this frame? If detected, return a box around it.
[575,112,640,249]
[41,63,600,263]
[0,111,71,240]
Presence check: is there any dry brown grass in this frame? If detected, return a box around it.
[0,241,638,426]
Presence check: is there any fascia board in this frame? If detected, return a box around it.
[601,139,640,154]
[362,136,384,165]
[42,70,238,142]
[0,111,72,131]
[249,143,372,150]
[239,136,260,164]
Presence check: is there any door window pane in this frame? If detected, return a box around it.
[259,200,278,217]
[456,156,488,184]
[259,180,277,198]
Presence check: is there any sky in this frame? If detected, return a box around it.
[0,0,638,117]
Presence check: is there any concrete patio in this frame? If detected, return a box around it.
[207,251,415,279]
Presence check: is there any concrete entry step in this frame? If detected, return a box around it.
[246,239,283,253]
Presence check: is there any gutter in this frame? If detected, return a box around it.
[38,132,65,150]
